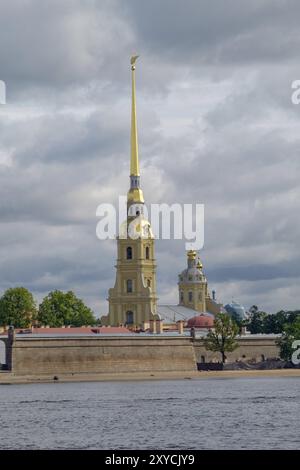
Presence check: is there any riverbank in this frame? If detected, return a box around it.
[0,368,299,384]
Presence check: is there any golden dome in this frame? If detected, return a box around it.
[187,250,197,260]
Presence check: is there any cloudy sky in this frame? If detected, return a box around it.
[0,0,299,316]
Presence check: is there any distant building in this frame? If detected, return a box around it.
[178,250,222,316]
[224,301,247,322]
[100,58,237,330]
[187,313,215,329]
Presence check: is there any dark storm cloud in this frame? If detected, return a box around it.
[0,0,300,314]
[0,0,133,92]
[206,259,300,283]
[3,110,128,166]
[122,0,300,65]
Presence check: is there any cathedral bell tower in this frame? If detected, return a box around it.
[106,57,158,328]
[178,250,208,312]
[178,250,223,316]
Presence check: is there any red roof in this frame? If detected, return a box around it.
[15,326,131,335]
[187,314,214,328]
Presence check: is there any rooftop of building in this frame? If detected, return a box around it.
[157,304,214,323]
[187,313,214,328]
[0,326,132,337]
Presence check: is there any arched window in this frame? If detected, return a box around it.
[126,311,134,325]
[188,291,193,302]
[145,246,150,259]
[180,291,184,303]
[126,279,133,293]
[147,279,151,287]
[126,246,132,260]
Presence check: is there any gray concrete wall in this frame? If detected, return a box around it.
[9,335,197,376]
[194,336,280,363]
[4,334,281,377]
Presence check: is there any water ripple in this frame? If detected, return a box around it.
[0,377,299,449]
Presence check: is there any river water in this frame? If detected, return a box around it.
[0,377,299,449]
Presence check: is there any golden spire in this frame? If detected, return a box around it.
[128,56,144,205]
[130,55,139,176]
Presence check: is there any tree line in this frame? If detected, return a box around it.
[245,305,299,334]
[204,308,300,363]
[0,287,97,328]
[244,306,300,360]
[0,288,299,363]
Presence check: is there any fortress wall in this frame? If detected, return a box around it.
[194,337,280,363]
[9,335,197,376]
[4,334,280,377]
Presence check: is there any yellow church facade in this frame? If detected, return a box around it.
[102,57,158,327]
[101,57,221,328]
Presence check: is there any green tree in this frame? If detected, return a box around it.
[38,290,96,327]
[247,307,268,334]
[277,317,300,361]
[204,313,239,363]
[283,310,300,325]
[248,310,300,335]
[228,310,244,329]
[263,313,282,334]
[0,287,37,328]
